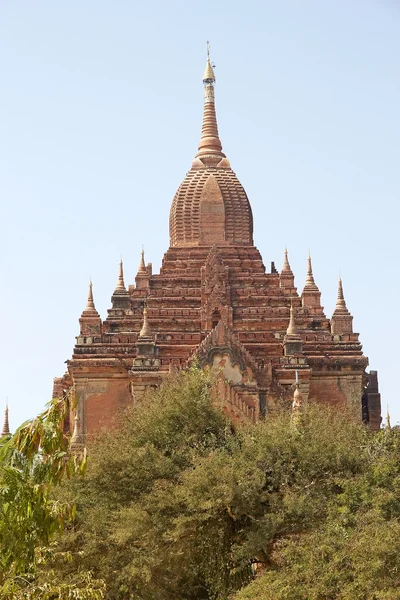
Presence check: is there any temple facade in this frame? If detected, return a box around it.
[54,55,381,443]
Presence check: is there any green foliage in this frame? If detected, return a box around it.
[0,396,104,599]
[24,369,400,599]
[50,367,400,600]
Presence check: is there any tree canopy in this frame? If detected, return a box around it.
[2,368,400,599]
[48,368,400,600]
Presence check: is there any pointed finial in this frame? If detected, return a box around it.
[71,411,83,449]
[332,277,351,316]
[335,277,347,309]
[196,44,224,161]
[85,279,96,311]
[386,405,391,430]
[114,258,127,292]
[282,247,293,274]
[138,248,147,275]
[139,304,152,338]
[286,299,298,337]
[303,253,319,291]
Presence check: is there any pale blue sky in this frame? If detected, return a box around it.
[1,0,399,429]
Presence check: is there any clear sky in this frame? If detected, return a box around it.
[1,0,399,430]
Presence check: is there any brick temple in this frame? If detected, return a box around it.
[54,54,381,443]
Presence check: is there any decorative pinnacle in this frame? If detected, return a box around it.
[84,280,97,312]
[303,253,319,291]
[386,405,391,430]
[286,300,298,336]
[285,300,302,343]
[137,248,147,275]
[203,41,216,82]
[333,277,351,316]
[139,304,152,338]
[114,259,127,293]
[282,247,293,274]
[1,404,10,436]
[196,43,225,160]
[71,411,83,449]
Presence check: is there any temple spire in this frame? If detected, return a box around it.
[331,277,353,335]
[139,304,152,338]
[301,253,324,316]
[386,405,391,430]
[79,279,101,337]
[303,253,319,292]
[196,43,225,161]
[114,259,127,294]
[284,300,303,356]
[333,278,350,314]
[282,248,292,274]
[1,405,10,437]
[136,248,150,290]
[280,247,297,295]
[286,300,298,337]
[82,280,99,316]
[138,248,147,275]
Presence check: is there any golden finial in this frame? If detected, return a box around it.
[203,40,216,83]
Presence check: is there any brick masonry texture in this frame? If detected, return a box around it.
[55,58,381,444]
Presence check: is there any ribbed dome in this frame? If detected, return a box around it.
[169,57,254,248]
[170,160,253,247]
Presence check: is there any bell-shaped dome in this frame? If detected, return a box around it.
[169,58,253,248]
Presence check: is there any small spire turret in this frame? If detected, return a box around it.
[79,280,102,337]
[71,411,84,450]
[1,405,10,437]
[135,248,150,291]
[133,302,159,368]
[286,301,298,337]
[280,248,297,294]
[83,280,98,315]
[303,254,319,292]
[139,305,152,339]
[386,405,391,430]
[110,259,130,312]
[301,253,324,316]
[331,278,353,335]
[282,248,292,273]
[283,301,303,356]
[114,259,127,294]
[138,249,147,275]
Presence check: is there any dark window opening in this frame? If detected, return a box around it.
[211,309,221,329]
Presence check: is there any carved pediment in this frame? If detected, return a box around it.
[201,246,232,330]
[189,320,259,385]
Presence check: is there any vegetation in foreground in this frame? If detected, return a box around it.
[1,368,400,599]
